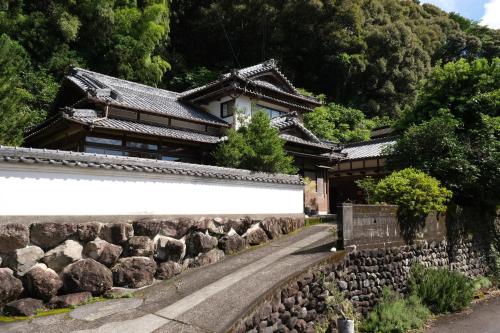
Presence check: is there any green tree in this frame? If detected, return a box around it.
[0,0,171,85]
[213,111,297,174]
[392,58,500,209]
[0,34,29,145]
[304,102,383,143]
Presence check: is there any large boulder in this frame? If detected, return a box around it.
[6,245,44,276]
[133,219,193,239]
[281,217,304,234]
[0,268,23,309]
[191,249,225,268]
[48,292,92,309]
[61,259,113,295]
[125,236,154,257]
[156,261,183,280]
[30,223,77,250]
[99,223,134,244]
[218,233,247,255]
[112,257,157,288]
[42,240,83,272]
[77,222,103,242]
[186,232,218,256]
[193,219,224,234]
[243,224,269,246]
[23,263,62,301]
[154,235,186,262]
[223,218,251,235]
[83,238,122,266]
[4,298,44,316]
[0,223,29,253]
[261,218,283,239]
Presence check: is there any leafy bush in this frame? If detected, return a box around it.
[409,264,475,314]
[374,168,452,217]
[360,287,430,333]
[373,168,452,241]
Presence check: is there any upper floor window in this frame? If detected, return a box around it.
[220,100,235,118]
[85,136,122,146]
[254,104,286,119]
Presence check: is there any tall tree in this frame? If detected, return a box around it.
[214,111,297,174]
[389,58,499,241]
[0,34,29,145]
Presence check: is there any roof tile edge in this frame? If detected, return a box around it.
[0,146,303,186]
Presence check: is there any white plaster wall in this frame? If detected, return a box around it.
[204,96,234,124]
[0,164,303,216]
[203,95,291,129]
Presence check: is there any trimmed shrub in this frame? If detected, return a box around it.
[360,287,430,333]
[409,264,475,313]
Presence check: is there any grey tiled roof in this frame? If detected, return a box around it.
[63,109,221,144]
[180,60,320,105]
[0,146,303,185]
[341,137,396,160]
[67,68,227,126]
[279,134,332,149]
[271,113,336,150]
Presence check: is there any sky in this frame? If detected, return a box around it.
[421,0,500,29]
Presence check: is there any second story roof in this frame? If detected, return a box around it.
[60,67,229,127]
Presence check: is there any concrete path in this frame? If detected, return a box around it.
[0,224,337,333]
[425,294,500,333]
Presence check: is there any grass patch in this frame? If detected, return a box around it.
[304,217,321,226]
[0,307,72,323]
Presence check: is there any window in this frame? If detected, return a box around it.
[85,136,122,146]
[140,113,170,126]
[170,119,206,132]
[161,156,180,162]
[126,141,158,151]
[108,108,138,121]
[85,147,124,156]
[254,104,286,119]
[220,100,235,118]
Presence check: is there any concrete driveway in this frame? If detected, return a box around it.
[0,224,337,333]
[426,294,500,333]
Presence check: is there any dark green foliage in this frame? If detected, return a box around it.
[0,34,29,145]
[166,0,499,117]
[0,0,171,86]
[360,287,430,333]
[409,264,475,314]
[213,111,297,174]
[390,58,499,250]
[0,0,171,145]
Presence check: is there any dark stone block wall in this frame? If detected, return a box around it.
[233,239,489,333]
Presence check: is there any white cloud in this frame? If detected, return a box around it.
[481,0,500,29]
[421,0,458,12]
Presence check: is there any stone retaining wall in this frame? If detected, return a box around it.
[0,216,304,315]
[234,239,489,333]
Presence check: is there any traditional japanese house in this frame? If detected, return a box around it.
[328,134,396,210]
[25,60,343,214]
